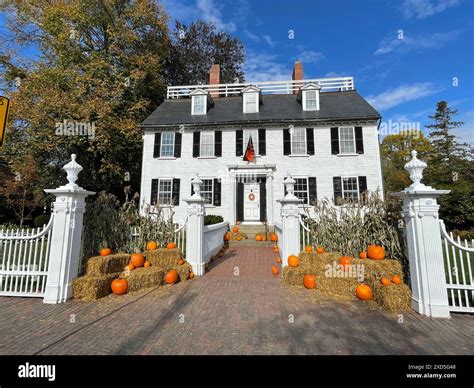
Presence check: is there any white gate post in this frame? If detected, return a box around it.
[185,175,206,276]
[394,151,451,318]
[278,174,302,267]
[43,155,95,304]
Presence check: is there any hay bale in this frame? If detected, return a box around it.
[371,281,411,312]
[73,274,117,301]
[145,248,181,268]
[317,275,359,300]
[353,258,404,283]
[175,262,192,281]
[297,251,341,273]
[84,254,131,276]
[124,266,165,293]
[282,266,306,286]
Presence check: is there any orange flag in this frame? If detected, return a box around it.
[243,135,255,162]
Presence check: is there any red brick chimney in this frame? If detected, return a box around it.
[292,61,303,95]
[209,64,220,98]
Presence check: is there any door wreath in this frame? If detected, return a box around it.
[248,193,255,201]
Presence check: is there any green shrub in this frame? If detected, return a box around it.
[204,214,224,226]
[34,214,51,228]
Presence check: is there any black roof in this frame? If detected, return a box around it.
[140,90,380,129]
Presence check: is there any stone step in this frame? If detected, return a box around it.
[228,240,276,247]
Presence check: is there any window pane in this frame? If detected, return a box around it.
[305,90,317,110]
[243,129,259,155]
[160,132,174,157]
[291,127,306,155]
[245,93,258,113]
[200,131,214,157]
[340,127,355,153]
[193,96,205,114]
[201,179,213,204]
[343,177,358,200]
[294,178,308,204]
[158,179,172,204]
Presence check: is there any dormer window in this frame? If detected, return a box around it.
[190,89,212,115]
[242,85,261,113]
[300,82,321,111]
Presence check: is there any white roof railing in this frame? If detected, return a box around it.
[166,77,354,99]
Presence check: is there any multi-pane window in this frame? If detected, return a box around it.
[158,179,172,204]
[244,93,258,113]
[339,127,356,154]
[160,132,175,157]
[200,131,215,157]
[243,129,259,155]
[305,90,317,110]
[291,127,306,155]
[201,179,213,204]
[193,95,206,115]
[294,178,309,204]
[342,177,359,200]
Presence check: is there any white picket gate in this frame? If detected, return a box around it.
[439,221,474,313]
[0,215,54,297]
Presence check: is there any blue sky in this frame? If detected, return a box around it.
[1,0,473,144]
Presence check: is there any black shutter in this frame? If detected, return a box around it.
[308,177,317,205]
[191,182,195,196]
[333,177,343,205]
[236,130,243,156]
[172,179,180,206]
[284,184,288,196]
[258,128,266,155]
[193,131,200,158]
[331,127,339,155]
[174,132,182,158]
[151,179,158,205]
[153,133,161,158]
[214,131,222,157]
[355,126,364,154]
[283,128,291,155]
[213,178,221,206]
[259,178,267,221]
[358,176,367,198]
[306,128,315,155]
[237,182,244,222]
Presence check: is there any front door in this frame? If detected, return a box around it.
[244,183,260,221]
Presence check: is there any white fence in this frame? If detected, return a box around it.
[440,221,474,313]
[203,221,229,263]
[0,216,54,297]
[167,77,354,98]
[274,222,283,257]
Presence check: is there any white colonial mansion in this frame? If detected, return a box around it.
[139,61,383,224]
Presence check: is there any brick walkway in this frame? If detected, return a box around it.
[0,246,473,355]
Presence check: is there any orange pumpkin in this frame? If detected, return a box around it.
[233,226,239,233]
[356,284,373,301]
[359,251,367,260]
[100,248,111,256]
[391,275,402,285]
[340,256,351,271]
[111,278,128,295]
[271,266,279,275]
[236,235,242,241]
[224,232,231,241]
[146,241,157,251]
[288,255,299,268]
[130,253,145,268]
[368,244,385,260]
[178,258,185,265]
[316,247,325,254]
[124,264,135,272]
[303,274,317,289]
[167,242,177,250]
[165,269,179,284]
[270,233,278,242]
[380,277,390,286]
[305,245,313,253]
[276,257,282,264]
[273,247,279,253]
[256,235,263,241]
[189,271,195,279]
[144,260,152,268]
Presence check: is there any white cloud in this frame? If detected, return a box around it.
[402,0,460,19]
[295,51,325,64]
[244,51,291,82]
[262,34,276,47]
[367,83,440,111]
[245,30,261,42]
[324,71,347,78]
[453,109,474,145]
[375,30,460,55]
[196,0,236,31]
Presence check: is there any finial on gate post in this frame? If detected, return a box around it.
[283,173,296,198]
[404,150,427,189]
[191,173,203,198]
[63,154,83,189]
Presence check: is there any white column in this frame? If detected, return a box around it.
[278,174,302,267]
[185,175,206,276]
[43,155,95,304]
[394,151,450,318]
[266,170,274,224]
[229,170,236,224]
